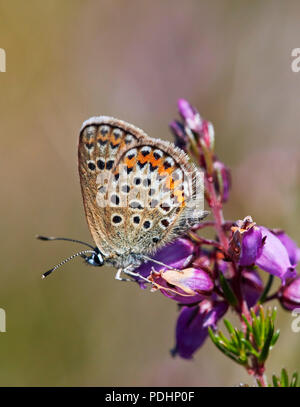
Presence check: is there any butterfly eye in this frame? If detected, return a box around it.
[91,252,104,266]
[85,252,104,267]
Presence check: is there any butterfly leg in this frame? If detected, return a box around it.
[122,268,154,286]
[141,255,182,273]
[114,268,135,282]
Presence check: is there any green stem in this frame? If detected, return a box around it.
[258,275,274,304]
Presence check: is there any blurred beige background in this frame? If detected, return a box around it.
[0,0,299,386]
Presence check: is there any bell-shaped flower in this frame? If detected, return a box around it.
[279,276,300,310]
[271,230,300,267]
[230,217,297,284]
[150,266,214,304]
[172,300,228,359]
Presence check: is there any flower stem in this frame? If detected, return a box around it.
[205,175,228,250]
[258,275,274,304]
[255,372,267,387]
[188,231,225,252]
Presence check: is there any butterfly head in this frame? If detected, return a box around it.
[83,246,104,267]
[36,235,106,277]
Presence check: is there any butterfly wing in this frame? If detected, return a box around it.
[106,140,206,256]
[78,117,206,261]
[78,117,147,257]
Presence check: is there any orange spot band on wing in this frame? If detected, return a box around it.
[148,152,162,167]
[97,134,108,142]
[137,152,148,164]
[158,164,174,176]
[82,136,95,143]
[110,134,121,146]
[125,157,136,168]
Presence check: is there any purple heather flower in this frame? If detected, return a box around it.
[256,227,297,284]
[279,276,300,310]
[213,160,231,203]
[178,98,203,133]
[230,217,297,284]
[172,300,228,359]
[229,216,263,266]
[169,120,188,151]
[135,238,197,278]
[271,230,300,266]
[150,267,214,304]
[241,270,263,308]
[177,99,214,150]
[200,119,215,150]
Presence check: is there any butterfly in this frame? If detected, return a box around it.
[38,116,207,284]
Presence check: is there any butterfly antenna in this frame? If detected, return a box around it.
[42,249,95,279]
[36,235,95,250]
[141,255,181,272]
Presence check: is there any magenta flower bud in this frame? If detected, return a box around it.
[271,230,300,266]
[169,120,188,151]
[213,160,231,203]
[135,238,197,278]
[200,119,215,150]
[174,98,215,157]
[172,300,228,359]
[177,98,202,133]
[279,276,300,310]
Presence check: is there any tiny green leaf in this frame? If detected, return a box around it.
[223,319,235,335]
[258,323,274,363]
[271,307,277,323]
[241,314,252,337]
[272,374,279,387]
[281,368,289,387]
[240,338,259,358]
[291,372,298,387]
[270,329,280,347]
[219,272,239,307]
